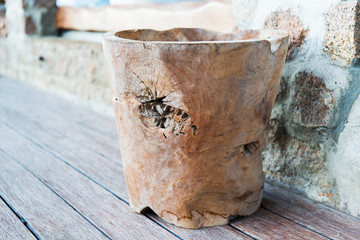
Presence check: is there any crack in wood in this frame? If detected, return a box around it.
[137,95,197,137]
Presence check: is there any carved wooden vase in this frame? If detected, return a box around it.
[103,28,288,229]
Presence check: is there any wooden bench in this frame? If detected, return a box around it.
[0,77,359,239]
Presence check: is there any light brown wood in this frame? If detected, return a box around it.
[0,151,108,239]
[0,197,36,240]
[0,79,253,239]
[0,75,119,147]
[0,124,178,240]
[0,114,251,240]
[0,103,129,201]
[103,28,289,228]
[262,183,360,240]
[231,208,328,239]
[146,211,252,240]
[1,77,360,238]
[55,1,235,33]
[0,78,251,240]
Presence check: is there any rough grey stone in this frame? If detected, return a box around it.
[263,119,337,204]
[264,9,308,58]
[324,1,360,66]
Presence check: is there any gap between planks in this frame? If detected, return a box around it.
[1,78,358,238]
[0,78,252,240]
[0,124,180,240]
[0,150,110,240]
[1,104,306,240]
[0,78,344,238]
[0,115,249,240]
[0,193,38,240]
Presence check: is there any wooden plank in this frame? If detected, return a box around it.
[0,124,178,240]
[0,151,108,239]
[262,184,360,240]
[0,86,122,167]
[3,77,359,238]
[55,1,235,33]
[2,77,356,238]
[146,211,252,240]
[0,78,251,239]
[0,76,118,139]
[0,78,119,173]
[0,79,126,199]
[0,104,129,202]
[231,208,328,240]
[0,197,36,240]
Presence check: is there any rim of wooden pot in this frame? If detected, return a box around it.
[103,28,289,46]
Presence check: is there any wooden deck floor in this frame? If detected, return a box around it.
[1,77,359,240]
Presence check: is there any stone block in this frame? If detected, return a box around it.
[33,0,56,8]
[24,15,36,34]
[23,0,56,9]
[0,17,7,37]
[39,7,56,35]
[0,5,4,17]
[263,119,336,204]
[21,0,57,36]
[0,6,6,37]
[324,1,360,66]
[24,8,56,36]
[290,72,336,128]
[265,9,308,58]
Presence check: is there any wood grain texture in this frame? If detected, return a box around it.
[0,197,36,240]
[103,28,289,228]
[231,208,328,240]
[2,77,360,239]
[0,104,129,202]
[0,124,178,240]
[0,151,108,240]
[0,77,251,240]
[0,76,120,159]
[56,1,234,33]
[146,211,252,240]
[262,184,360,240]
[0,116,251,240]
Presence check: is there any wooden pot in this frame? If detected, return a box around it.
[103,28,288,229]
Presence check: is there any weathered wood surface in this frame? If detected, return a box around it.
[56,0,234,33]
[0,78,249,239]
[0,77,332,239]
[232,208,328,239]
[103,28,289,228]
[0,124,177,240]
[1,77,360,239]
[0,80,249,239]
[0,151,108,239]
[263,184,360,240]
[0,195,36,240]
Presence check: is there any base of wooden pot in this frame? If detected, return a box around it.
[132,189,263,229]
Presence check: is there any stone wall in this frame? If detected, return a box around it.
[1,0,113,115]
[0,37,112,114]
[0,0,359,218]
[233,0,360,217]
